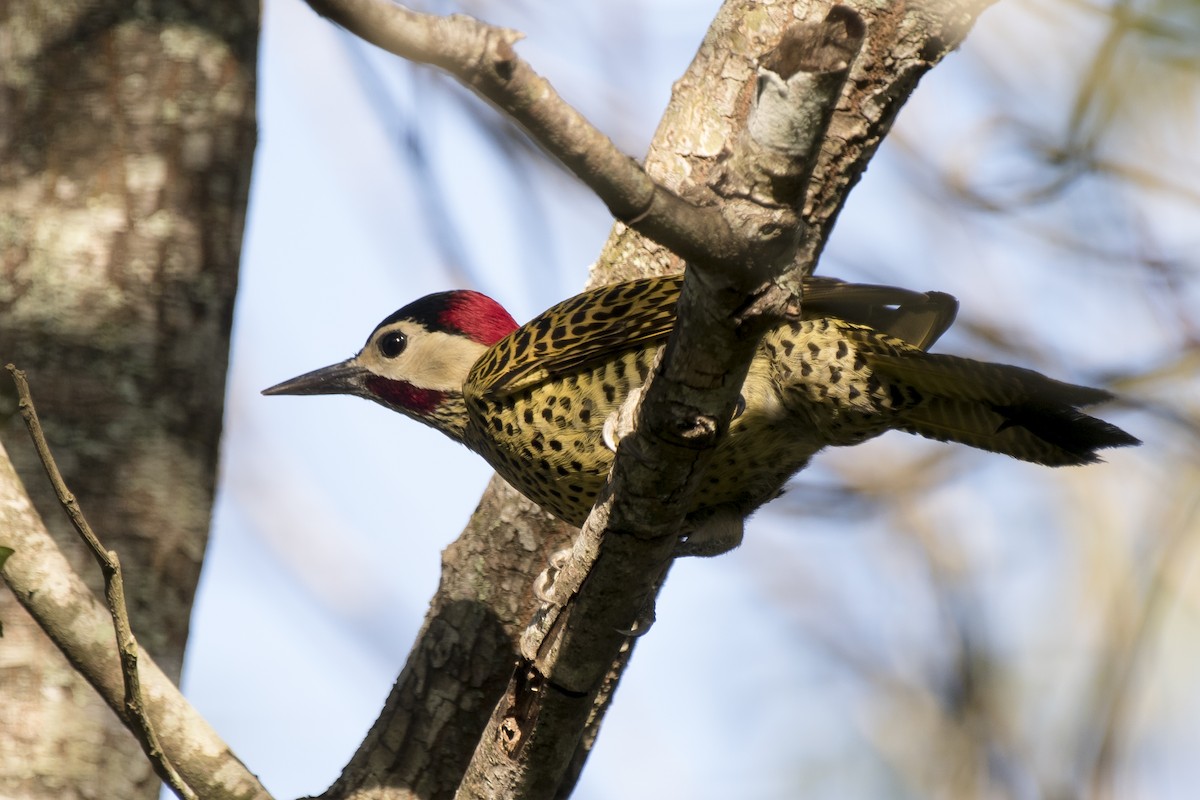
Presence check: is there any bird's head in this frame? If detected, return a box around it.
[263,289,518,435]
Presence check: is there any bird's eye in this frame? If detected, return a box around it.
[378,330,407,358]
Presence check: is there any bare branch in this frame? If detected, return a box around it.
[8,372,198,800]
[306,0,753,269]
[0,367,271,800]
[306,2,999,798]
[453,9,871,795]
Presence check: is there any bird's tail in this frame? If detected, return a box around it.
[866,352,1141,466]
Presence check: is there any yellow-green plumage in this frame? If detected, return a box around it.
[265,275,1139,538]
[458,276,1136,528]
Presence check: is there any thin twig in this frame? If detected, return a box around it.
[305,0,747,270]
[6,364,199,800]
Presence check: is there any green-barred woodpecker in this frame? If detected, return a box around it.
[265,275,1139,555]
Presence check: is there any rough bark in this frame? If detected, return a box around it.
[0,440,272,800]
[320,474,576,799]
[0,1,257,796]
[312,2,994,799]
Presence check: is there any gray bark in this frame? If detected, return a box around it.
[0,1,257,796]
[312,2,995,799]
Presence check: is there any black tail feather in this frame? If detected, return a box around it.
[988,400,1141,464]
[870,353,1140,466]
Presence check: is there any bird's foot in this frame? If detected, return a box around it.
[675,510,745,557]
[532,546,573,604]
[615,595,658,637]
[602,386,643,453]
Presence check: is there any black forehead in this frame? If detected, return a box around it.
[371,291,461,337]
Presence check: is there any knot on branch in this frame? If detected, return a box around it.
[749,7,864,160]
[675,412,719,443]
[489,32,519,81]
[761,5,866,78]
[712,5,864,213]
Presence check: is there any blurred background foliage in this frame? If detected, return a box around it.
[198,0,1198,797]
[780,0,1200,796]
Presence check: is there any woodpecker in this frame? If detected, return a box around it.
[264,275,1138,553]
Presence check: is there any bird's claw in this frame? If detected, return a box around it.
[615,595,657,637]
[602,386,643,453]
[533,546,573,604]
[675,510,745,557]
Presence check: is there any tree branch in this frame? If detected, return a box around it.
[307,0,792,274]
[0,369,271,800]
[457,8,867,797]
[7,366,198,800]
[304,1,998,798]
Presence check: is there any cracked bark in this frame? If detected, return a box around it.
[307,2,996,800]
[0,0,999,796]
[0,1,257,796]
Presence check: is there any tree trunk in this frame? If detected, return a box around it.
[310,1,993,798]
[0,1,257,796]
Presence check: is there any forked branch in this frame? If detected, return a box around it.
[297,2,998,799]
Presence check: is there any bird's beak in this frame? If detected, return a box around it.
[262,358,367,397]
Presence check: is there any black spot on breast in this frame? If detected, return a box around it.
[807,342,821,356]
[603,384,616,403]
[800,361,812,377]
[781,339,795,357]
[542,408,554,422]
[848,386,861,401]
[524,409,534,424]
[888,383,905,408]
[549,439,563,452]
[579,408,591,424]
[829,366,842,383]
[836,340,848,359]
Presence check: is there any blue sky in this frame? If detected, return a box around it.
[179,2,1193,798]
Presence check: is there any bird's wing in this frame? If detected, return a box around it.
[466,275,961,398]
[467,275,683,398]
[800,277,959,351]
